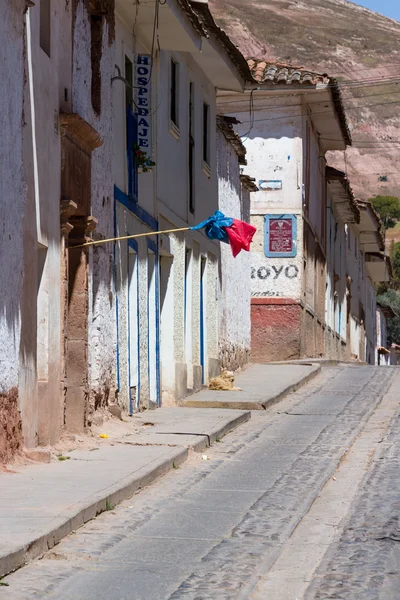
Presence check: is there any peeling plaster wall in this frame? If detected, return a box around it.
[0,0,25,396]
[0,0,28,460]
[72,1,116,413]
[231,107,304,302]
[217,129,251,370]
[21,0,72,447]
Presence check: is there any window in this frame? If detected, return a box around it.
[189,82,195,214]
[90,15,103,114]
[320,157,327,253]
[304,119,311,216]
[170,59,179,128]
[203,102,210,166]
[125,56,138,200]
[40,0,51,57]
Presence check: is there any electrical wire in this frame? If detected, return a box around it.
[219,86,400,111]
[240,90,255,140]
[236,99,400,126]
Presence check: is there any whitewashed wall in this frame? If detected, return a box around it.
[217,129,251,369]
[232,105,304,301]
[326,189,348,344]
[156,50,218,226]
[376,308,390,365]
[73,2,116,409]
[365,277,377,364]
[113,22,221,407]
[0,0,26,396]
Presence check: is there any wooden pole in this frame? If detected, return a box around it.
[69,227,191,249]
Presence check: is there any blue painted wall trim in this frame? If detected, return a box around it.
[136,252,141,409]
[128,238,138,252]
[200,259,205,385]
[113,197,121,393]
[147,238,157,254]
[114,185,158,231]
[126,242,132,415]
[155,237,161,406]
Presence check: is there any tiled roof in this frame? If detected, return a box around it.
[187,7,351,147]
[357,199,385,249]
[217,116,247,165]
[190,2,253,82]
[247,59,351,147]
[326,166,360,224]
[177,0,207,37]
[240,174,258,192]
[247,59,329,86]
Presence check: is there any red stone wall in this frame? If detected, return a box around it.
[251,299,301,363]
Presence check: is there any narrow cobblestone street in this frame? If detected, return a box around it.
[3,366,400,600]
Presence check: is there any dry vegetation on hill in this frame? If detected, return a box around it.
[210,0,400,201]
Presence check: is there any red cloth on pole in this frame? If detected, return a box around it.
[224,219,257,257]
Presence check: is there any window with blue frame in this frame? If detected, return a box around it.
[125,56,138,201]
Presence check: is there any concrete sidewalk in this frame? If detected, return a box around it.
[0,407,249,578]
[185,363,321,410]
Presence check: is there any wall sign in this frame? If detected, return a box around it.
[264,214,297,258]
[259,180,282,191]
[135,55,152,157]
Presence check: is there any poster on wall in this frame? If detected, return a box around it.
[264,214,297,258]
[135,54,152,158]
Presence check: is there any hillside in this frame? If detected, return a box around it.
[210,0,400,201]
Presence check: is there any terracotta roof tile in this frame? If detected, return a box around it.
[217,115,247,165]
[246,59,351,147]
[177,0,207,37]
[240,174,258,192]
[326,166,360,224]
[247,58,329,86]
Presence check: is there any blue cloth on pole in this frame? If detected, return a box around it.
[190,210,233,243]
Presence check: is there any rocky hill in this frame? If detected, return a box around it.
[210,0,400,201]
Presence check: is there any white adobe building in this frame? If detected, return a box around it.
[218,61,352,362]
[0,0,118,461]
[113,0,251,410]
[325,168,390,363]
[218,61,390,363]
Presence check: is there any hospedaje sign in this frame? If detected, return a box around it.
[135,55,152,158]
[264,214,297,258]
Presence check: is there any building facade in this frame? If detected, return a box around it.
[218,61,389,364]
[112,0,250,411]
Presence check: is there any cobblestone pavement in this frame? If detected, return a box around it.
[3,366,399,600]
[304,376,400,600]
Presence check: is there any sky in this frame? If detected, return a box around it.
[352,0,400,21]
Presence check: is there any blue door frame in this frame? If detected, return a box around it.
[148,238,161,406]
[200,258,206,384]
[126,106,138,201]
[127,239,140,414]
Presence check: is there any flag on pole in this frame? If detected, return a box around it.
[191,211,256,257]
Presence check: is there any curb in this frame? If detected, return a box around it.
[0,411,250,578]
[185,365,321,410]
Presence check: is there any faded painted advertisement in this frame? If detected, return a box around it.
[250,213,303,299]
